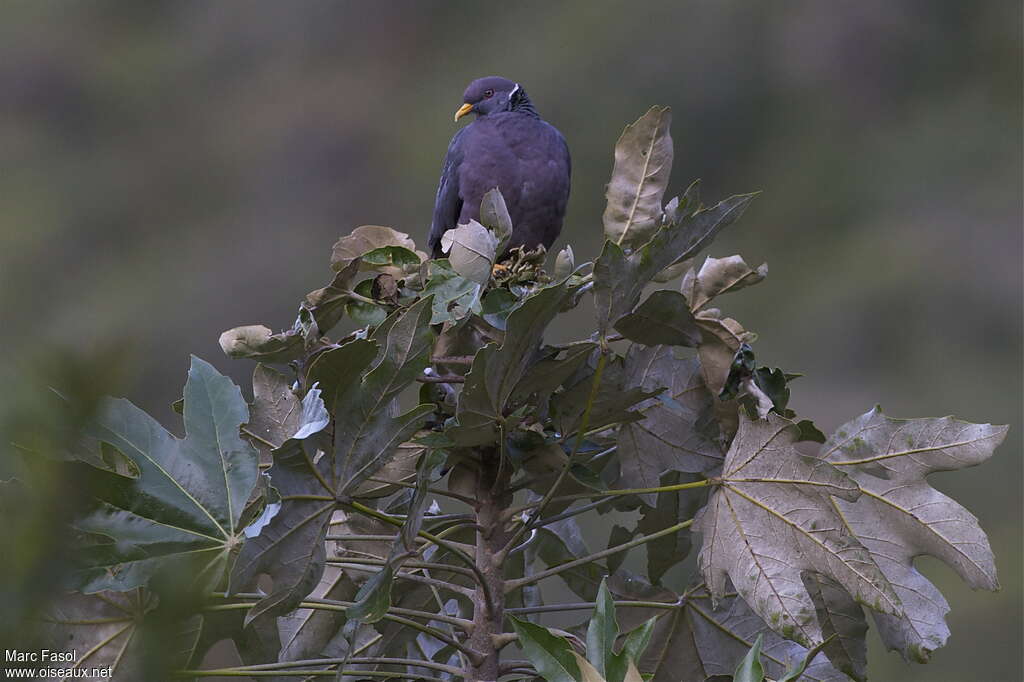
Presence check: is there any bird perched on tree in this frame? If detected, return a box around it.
[428,76,571,259]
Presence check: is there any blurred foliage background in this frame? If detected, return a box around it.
[1,2,1020,680]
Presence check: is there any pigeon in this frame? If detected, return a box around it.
[428,76,571,259]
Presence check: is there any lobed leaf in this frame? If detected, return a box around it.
[820,407,1006,662]
[72,357,260,593]
[693,413,901,647]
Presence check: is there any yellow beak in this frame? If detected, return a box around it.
[454,103,474,122]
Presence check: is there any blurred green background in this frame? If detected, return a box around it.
[1,2,1020,680]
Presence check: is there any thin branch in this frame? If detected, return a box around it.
[363,476,477,506]
[505,518,695,592]
[416,374,466,383]
[324,555,475,578]
[431,355,475,365]
[506,599,681,616]
[343,501,493,609]
[505,478,714,517]
[179,656,462,677]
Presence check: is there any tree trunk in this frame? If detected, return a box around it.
[466,451,511,681]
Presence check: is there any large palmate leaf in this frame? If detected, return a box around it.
[309,297,436,493]
[229,386,338,622]
[615,345,723,502]
[603,106,674,249]
[72,357,260,593]
[693,413,901,647]
[608,577,849,682]
[594,193,757,335]
[820,407,1006,662]
[450,279,574,445]
[42,590,202,682]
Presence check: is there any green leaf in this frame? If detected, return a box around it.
[300,257,362,339]
[71,357,260,593]
[440,219,498,285]
[42,590,202,680]
[613,290,700,347]
[616,346,723,502]
[450,280,574,445]
[360,245,421,268]
[512,343,596,405]
[587,579,619,677]
[345,278,388,327]
[481,287,518,330]
[636,473,705,581]
[603,106,674,249]
[613,578,849,682]
[552,354,659,440]
[331,296,436,489]
[421,259,483,325]
[536,515,605,601]
[778,635,834,682]
[595,192,757,336]
[734,633,765,682]
[229,386,335,621]
[346,562,395,624]
[510,615,582,682]
[620,616,657,664]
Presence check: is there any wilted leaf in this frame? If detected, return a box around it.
[693,413,901,647]
[680,255,767,312]
[246,364,301,461]
[595,193,757,335]
[480,188,513,253]
[603,106,674,249]
[821,407,1006,662]
[332,225,420,275]
[218,325,303,364]
[613,290,700,347]
[440,219,499,285]
[554,245,576,281]
[72,357,261,593]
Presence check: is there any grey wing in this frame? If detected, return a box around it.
[428,127,467,258]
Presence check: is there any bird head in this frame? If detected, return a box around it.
[455,76,528,121]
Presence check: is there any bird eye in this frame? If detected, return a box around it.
[483,89,494,98]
